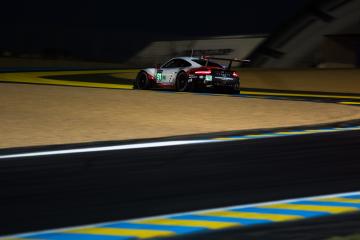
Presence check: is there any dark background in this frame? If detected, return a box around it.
[2,0,312,36]
[0,0,314,63]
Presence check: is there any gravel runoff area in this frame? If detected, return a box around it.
[1,82,360,149]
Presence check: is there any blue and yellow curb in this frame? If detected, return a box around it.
[2,191,360,240]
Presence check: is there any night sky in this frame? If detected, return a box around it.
[0,0,315,61]
[2,0,313,36]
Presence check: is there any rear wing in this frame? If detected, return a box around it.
[203,57,250,70]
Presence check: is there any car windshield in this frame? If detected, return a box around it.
[192,59,223,68]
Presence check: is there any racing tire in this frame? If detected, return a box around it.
[175,71,190,92]
[135,71,151,90]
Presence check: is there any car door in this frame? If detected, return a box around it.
[157,59,192,86]
[158,59,181,85]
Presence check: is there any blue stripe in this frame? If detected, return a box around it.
[171,214,271,225]
[231,207,328,218]
[102,222,204,234]
[344,195,360,199]
[292,200,360,208]
[24,233,133,240]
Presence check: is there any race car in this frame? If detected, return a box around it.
[134,56,246,93]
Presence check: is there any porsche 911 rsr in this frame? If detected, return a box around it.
[134,57,244,94]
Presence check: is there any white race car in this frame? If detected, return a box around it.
[134,56,244,93]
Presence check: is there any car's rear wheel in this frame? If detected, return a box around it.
[175,71,189,92]
[135,71,151,90]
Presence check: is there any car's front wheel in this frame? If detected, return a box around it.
[135,71,151,90]
[175,71,190,92]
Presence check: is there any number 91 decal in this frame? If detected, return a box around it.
[156,72,162,81]
[156,72,166,82]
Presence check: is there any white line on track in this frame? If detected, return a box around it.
[0,140,220,159]
[1,125,360,159]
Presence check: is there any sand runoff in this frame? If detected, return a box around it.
[1,83,360,149]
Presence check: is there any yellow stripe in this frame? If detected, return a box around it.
[275,131,313,135]
[213,138,240,141]
[0,70,137,89]
[339,102,360,105]
[1,77,133,89]
[315,197,360,204]
[303,130,327,133]
[262,203,358,213]
[137,218,239,230]
[2,69,136,76]
[304,129,339,133]
[38,69,137,75]
[0,70,137,81]
[276,129,339,135]
[66,227,174,238]
[202,211,302,222]
[241,90,360,100]
[245,134,277,137]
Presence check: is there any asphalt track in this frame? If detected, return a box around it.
[1,69,360,106]
[1,128,360,238]
[1,69,360,239]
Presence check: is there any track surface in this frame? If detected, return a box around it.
[1,69,360,106]
[2,70,360,238]
[1,130,360,236]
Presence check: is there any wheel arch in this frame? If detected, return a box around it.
[175,70,190,92]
